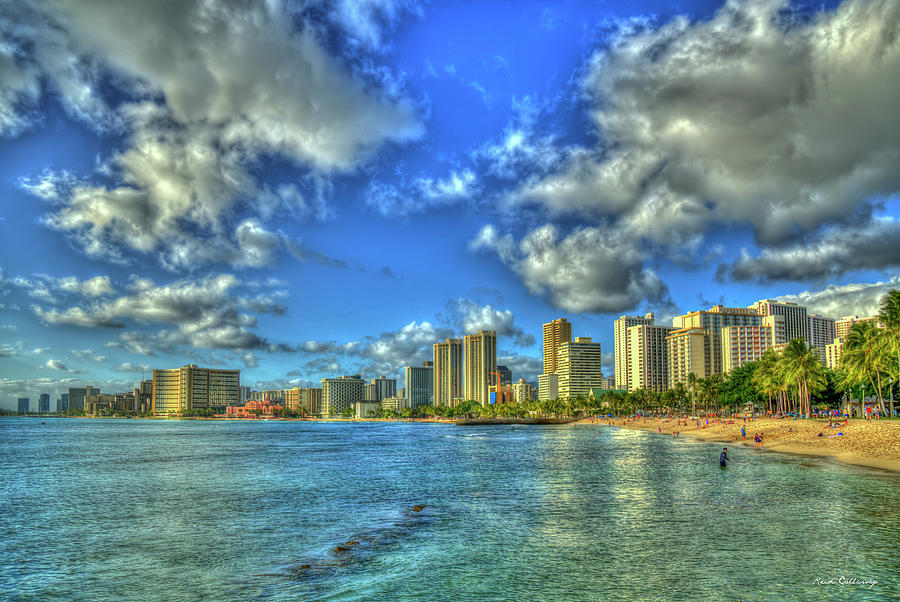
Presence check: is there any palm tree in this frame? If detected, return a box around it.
[842,321,890,417]
[780,339,827,418]
[686,372,698,415]
[878,289,900,418]
[753,351,779,415]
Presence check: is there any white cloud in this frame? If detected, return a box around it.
[242,352,259,369]
[776,278,900,319]
[9,0,423,268]
[326,0,423,51]
[44,359,75,372]
[724,218,900,282]
[72,349,107,363]
[58,276,114,297]
[471,224,672,314]
[33,274,289,352]
[504,0,900,270]
[367,169,478,217]
[449,299,535,346]
[112,362,150,373]
[497,354,542,383]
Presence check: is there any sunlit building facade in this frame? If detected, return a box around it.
[464,330,497,407]
[557,337,602,399]
[433,338,463,407]
[151,364,240,414]
[542,318,572,376]
[614,313,655,390]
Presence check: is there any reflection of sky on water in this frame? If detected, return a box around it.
[3,420,899,600]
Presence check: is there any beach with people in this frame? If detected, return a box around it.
[580,415,900,472]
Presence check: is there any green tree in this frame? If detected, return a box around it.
[721,361,761,415]
[780,339,827,418]
[878,289,900,417]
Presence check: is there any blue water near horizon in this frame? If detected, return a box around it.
[2,417,898,600]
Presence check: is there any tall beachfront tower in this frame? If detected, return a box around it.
[464,330,497,407]
[557,337,602,399]
[627,324,673,392]
[749,299,809,344]
[807,314,836,362]
[667,305,762,385]
[320,376,365,417]
[433,338,463,407]
[542,318,572,376]
[151,364,240,414]
[614,313,655,391]
[404,362,434,409]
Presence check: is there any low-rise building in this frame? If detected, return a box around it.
[538,373,558,401]
[226,400,278,418]
[354,400,382,419]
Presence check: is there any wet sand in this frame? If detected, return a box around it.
[576,416,900,473]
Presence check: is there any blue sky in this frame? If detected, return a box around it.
[2,0,899,408]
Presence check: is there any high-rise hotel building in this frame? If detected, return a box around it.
[404,362,433,409]
[464,330,497,407]
[807,314,836,362]
[433,338,463,407]
[542,318,572,376]
[719,314,786,374]
[557,337,602,399]
[749,299,808,344]
[285,387,322,414]
[666,327,707,389]
[666,305,761,385]
[152,364,240,414]
[628,324,672,392]
[320,376,365,417]
[614,313,655,390]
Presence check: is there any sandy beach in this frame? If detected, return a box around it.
[577,416,900,473]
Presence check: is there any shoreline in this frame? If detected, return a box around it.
[576,417,900,474]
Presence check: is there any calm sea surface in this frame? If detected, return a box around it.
[2,418,898,600]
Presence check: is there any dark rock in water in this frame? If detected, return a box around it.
[412,505,428,512]
[333,546,351,553]
[346,540,359,545]
[298,565,311,570]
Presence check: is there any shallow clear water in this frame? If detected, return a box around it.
[1,418,898,600]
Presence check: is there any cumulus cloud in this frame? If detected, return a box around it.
[505,0,900,273]
[449,299,535,346]
[241,353,259,369]
[112,362,150,373]
[72,349,107,363]
[776,278,900,319]
[723,218,900,282]
[0,376,137,410]
[325,0,423,51]
[44,359,75,372]
[367,168,479,217]
[33,274,289,352]
[497,353,542,382]
[471,224,672,314]
[58,276,114,297]
[0,345,19,358]
[5,273,115,304]
[301,320,453,378]
[9,0,422,268]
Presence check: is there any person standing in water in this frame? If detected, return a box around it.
[720,447,730,467]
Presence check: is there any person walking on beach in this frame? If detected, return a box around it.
[720,447,730,467]
[741,426,746,439]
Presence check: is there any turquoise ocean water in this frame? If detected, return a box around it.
[2,418,898,600]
